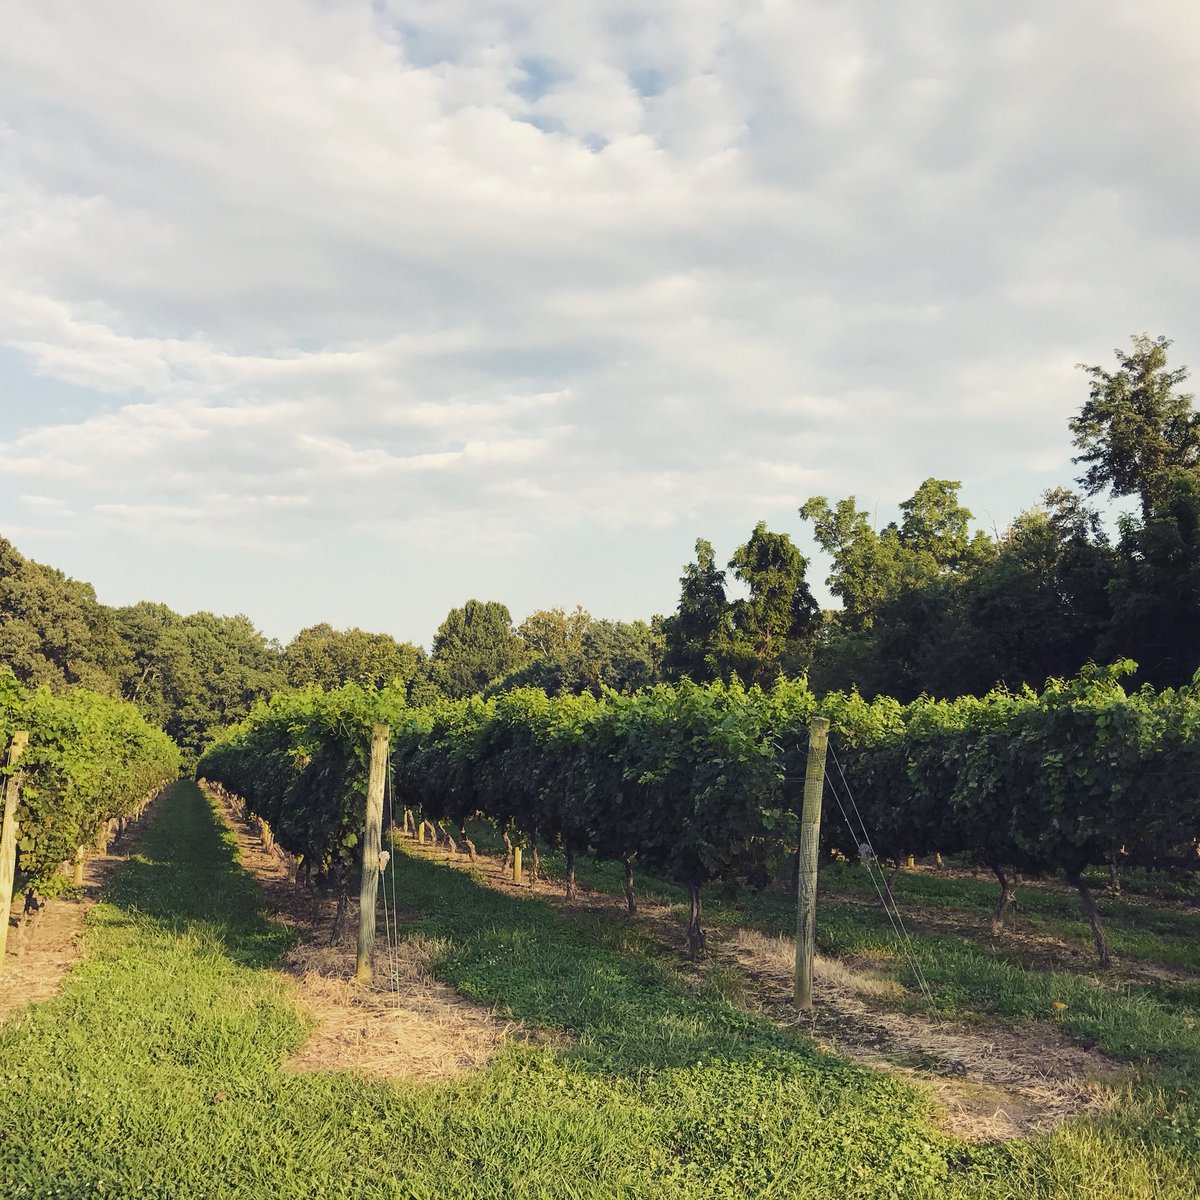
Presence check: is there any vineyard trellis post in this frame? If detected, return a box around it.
[0,731,30,970]
[794,716,830,1010]
[355,723,390,984]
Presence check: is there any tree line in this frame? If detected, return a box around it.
[3,332,1197,757]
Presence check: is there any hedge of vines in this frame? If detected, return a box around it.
[197,661,1200,962]
[1,669,181,905]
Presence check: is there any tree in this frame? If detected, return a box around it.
[283,624,424,692]
[801,481,994,696]
[116,602,284,759]
[725,522,819,686]
[517,606,592,659]
[959,489,1115,692]
[494,616,663,697]
[1102,469,1200,687]
[0,538,130,695]
[429,600,528,698]
[661,539,731,683]
[1071,334,1200,517]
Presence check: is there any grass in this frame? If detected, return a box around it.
[0,784,1197,1197]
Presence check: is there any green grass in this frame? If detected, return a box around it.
[0,784,1198,1197]
[514,843,1200,1091]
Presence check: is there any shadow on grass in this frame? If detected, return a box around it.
[104,780,293,969]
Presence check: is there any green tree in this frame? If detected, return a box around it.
[1102,469,1200,687]
[725,522,819,686]
[1071,333,1200,517]
[661,539,731,683]
[801,480,994,696]
[429,600,528,698]
[959,489,1116,692]
[0,538,130,694]
[283,624,424,691]
[517,606,592,659]
[116,603,283,759]
[495,617,663,697]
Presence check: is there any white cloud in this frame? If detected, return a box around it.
[0,0,1198,640]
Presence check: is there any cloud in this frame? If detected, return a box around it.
[0,0,1198,640]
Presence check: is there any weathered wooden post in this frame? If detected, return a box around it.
[0,731,30,970]
[794,716,830,1010]
[354,723,390,985]
[513,845,523,884]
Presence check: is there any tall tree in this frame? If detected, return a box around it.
[1071,333,1200,517]
[801,480,994,696]
[283,624,424,691]
[661,539,731,683]
[725,522,819,686]
[1102,469,1200,687]
[517,606,592,659]
[430,600,528,698]
[959,489,1115,691]
[0,538,130,695]
[116,602,284,758]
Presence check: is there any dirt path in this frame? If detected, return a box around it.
[401,832,1130,1141]
[205,787,518,1081]
[0,794,165,1025]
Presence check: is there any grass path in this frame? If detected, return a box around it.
[1,782,1198,1198]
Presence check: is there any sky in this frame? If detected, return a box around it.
[2,1,1198,648]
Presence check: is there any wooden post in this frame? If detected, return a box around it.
[513,845,523,884]
[73,847,86,887]
[355,723,390,985]
[794,716,830,1010]
[0,731,30,969]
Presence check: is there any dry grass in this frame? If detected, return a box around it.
[724,924,1127,1142]
[0,792,167,1025]
[729,928,907,999]
[206,787,521,1083]
[280,928,515,1081]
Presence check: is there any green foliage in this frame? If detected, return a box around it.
[661,538,731,683]
[1103,470,1200,687]
[725,521,820,685]
[205,660,1200,960]
[117,603,284,761]
[429,599,528,699]
[1072,333,1199,517]
[282,623,425,692]
[0,537,130,695]
[0,670,180,899]
[497,615,663,697]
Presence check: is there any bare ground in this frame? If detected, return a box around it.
[0,795,165,1025]
[402,832,1131,1141]
[207,789,519,1081]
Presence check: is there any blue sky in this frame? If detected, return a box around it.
[2,1,1198,646]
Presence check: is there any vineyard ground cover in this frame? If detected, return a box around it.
[0,788,167,1025]
[4,784,1197,1195]
[397,826,1200,1166]
[206,784,519,1080]
[431,823,1200,1095]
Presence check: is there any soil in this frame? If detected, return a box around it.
[207,789,520,1081]
[0,796,165,1025]
[401,830,1132,1141]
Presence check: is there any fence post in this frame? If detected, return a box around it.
[0,732,31,970]
[355,723,390,985]
[794,717,830,1009]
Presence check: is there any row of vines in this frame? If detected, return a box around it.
[1,668,181,921]
[197,661,1200,962]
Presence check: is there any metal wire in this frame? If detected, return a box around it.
[824,745,937,1008]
